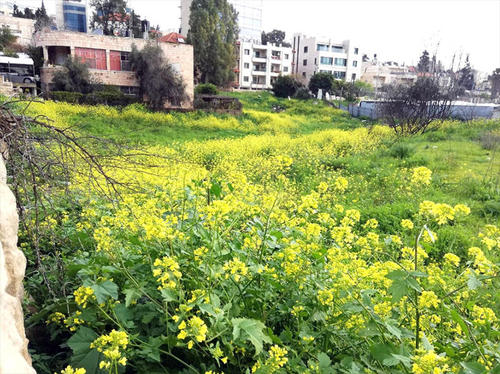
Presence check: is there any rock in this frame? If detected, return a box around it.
[0,154,36,374]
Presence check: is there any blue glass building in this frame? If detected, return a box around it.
[63,2,87,32]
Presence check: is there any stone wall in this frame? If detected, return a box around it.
[0,152,36,374]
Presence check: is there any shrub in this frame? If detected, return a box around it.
[50,91,84,104]
[294,87,312,100]
[130,43,187,110]
[52,56,94,94]
[308,72,334,96]
[195,83,218,95]
[389,143,415,159]
[271,75,302,98]
[84,90,139,107]
[479,130,500,150]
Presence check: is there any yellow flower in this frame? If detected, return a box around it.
[73,286,95,308]
[223,257,248,282]
[58,366,86,374]
[443,253,460,267]
[401,219,414,230]
[411,166,432,186]
[419,291,440,309]
[153,256,182,290]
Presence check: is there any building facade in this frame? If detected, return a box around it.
[0,14,34,45]
[236,41,292,90]
[180,0,263,42]
[292,34,361,83]
[55,0,91,33]
[34,30,194,108]
[360,61,417,88]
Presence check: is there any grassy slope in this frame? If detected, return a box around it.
[25,93,500,253]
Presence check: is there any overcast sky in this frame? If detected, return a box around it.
[18,0,500,73]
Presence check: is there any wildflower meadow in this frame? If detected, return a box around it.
[17,92,500,374]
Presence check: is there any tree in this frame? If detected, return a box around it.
[489,68,500,99]
[271,75,302,98]
[26,45,44,76]
[23,7,35,19]
[129,43,187,110]
[308,72,334,95]
[354,81,374,97]
[457,55,475,91]
[187,0,238,86]
[35,1,53,32]
[378,78,455,135]
[261,29,291,47]
[417,50,430,73]
[12,5,23,18]
[0,26,16,50]
[52,57,94,93]
[90,0,128,36]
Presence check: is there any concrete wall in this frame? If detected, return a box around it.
[0,14,35,46]
[35,30,194,108]
[345,100,500,120]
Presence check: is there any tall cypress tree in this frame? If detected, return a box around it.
[187,0,239,86]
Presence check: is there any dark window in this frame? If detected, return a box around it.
[63,4,87,32]
[354,47,359,54]
[333,71,346,79]
[351,73,356,81]
[317,44,329,51]
[352,60,357,67]
[304,46,308,53]
[303,59,307,66]
[244,76,249,82]
[244,49,250,55]
[244,63,249,68]
[302,72,306,77]
[334,58,347,66]
[284,54,289,59]
[283,67,288,72]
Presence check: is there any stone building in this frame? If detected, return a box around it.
[0,14,35,46]
[34,30,194,108]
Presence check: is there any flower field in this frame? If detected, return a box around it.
[19,92,500,374]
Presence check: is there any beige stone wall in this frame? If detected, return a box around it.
[0,15,35,46]
[35,30,194,108]
[0,152,36,374]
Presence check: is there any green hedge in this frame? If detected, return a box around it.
[50,91,140,107]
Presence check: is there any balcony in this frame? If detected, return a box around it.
[252,55,267,63]
[252,70,267,76]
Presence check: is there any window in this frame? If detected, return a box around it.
[303,59,307,66]
[334,58,347,66]
[304,46,308,53]
[283,67,289,72]
[351,73,356,81]
[75,48,107,70]
[333,71,346,79]
[244,63,250,69]
[302,72,306,77]
[244,49,250,55]
[354,47,359,55]
[244,76,249,82]
[320,56,333,65]
[284,54,289,59]
[331,46,344,52]
[352,60,357,67]
[314,58,317,65]
[63,3,87,32]
[317,44,329,52]
[110,51,131,71]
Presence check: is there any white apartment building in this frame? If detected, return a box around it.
[292,34,362,83]
[180,0,263,42]
[236,41,292,90]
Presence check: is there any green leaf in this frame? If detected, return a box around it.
[460,361,487,374]
[388,279,409,302]
[114,303,135,329]
[231,318,271,355]
[124,288,141,308]
[90,280,118,304]
[450,309,470,338]
[67,327,99,374]
[467,271,482,290]
[385,321,402,339]
[317,352,331,370]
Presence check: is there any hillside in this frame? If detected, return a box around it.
[15,93,500,373]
